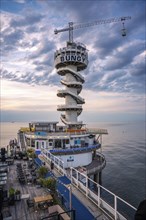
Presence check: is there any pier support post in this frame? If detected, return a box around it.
[92,150,96,159]
[99,172,102,185]
[93,172,102,185]
[93,173,98,183]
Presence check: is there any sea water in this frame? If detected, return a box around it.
[0,121,145,208]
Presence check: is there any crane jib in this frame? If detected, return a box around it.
[54,16,131,42]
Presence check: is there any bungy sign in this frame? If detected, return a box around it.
[60,55,87,63]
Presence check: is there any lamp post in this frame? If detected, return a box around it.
[69,184,72,209]
[69,184,72,219]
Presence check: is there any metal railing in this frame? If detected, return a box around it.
[87,128,108,134]
[41,149,65,176]
[40,148,136,220]
[86,152,106,175]
[70,167,137,220]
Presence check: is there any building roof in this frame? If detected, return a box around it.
[30,121,58,125]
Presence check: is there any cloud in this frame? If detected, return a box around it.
[10,12,44,27]
[14,0,26,3]
[2,29,24,51]
[28,38,55,59]
[42,0,113,22]
[0,0,145,122]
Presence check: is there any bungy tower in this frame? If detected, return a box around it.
[54,42,88,129]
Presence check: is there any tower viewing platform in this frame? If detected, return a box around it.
[54,42,88,129]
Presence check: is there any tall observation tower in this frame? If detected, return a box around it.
[54,41,88,129]
[54,17,131,129]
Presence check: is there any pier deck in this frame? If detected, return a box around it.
[2,161,51,220]
[1,158,107,220]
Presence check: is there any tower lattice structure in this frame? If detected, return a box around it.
[54,41,88,129]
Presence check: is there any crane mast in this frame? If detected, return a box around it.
[54,16,131,42]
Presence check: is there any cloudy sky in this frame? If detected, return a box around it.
[0,0,145,123]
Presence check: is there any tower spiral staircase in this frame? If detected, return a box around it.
[54,42,88,129]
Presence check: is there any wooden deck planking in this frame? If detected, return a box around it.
[2,160,51,220]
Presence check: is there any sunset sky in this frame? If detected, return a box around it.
[0,0,145,123]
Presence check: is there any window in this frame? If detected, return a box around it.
[36,142,39,149]
[74,140,77,145]
[66,139,69,144]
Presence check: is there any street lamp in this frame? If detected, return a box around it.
[69,184,72,210]
[69,184,72,219]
